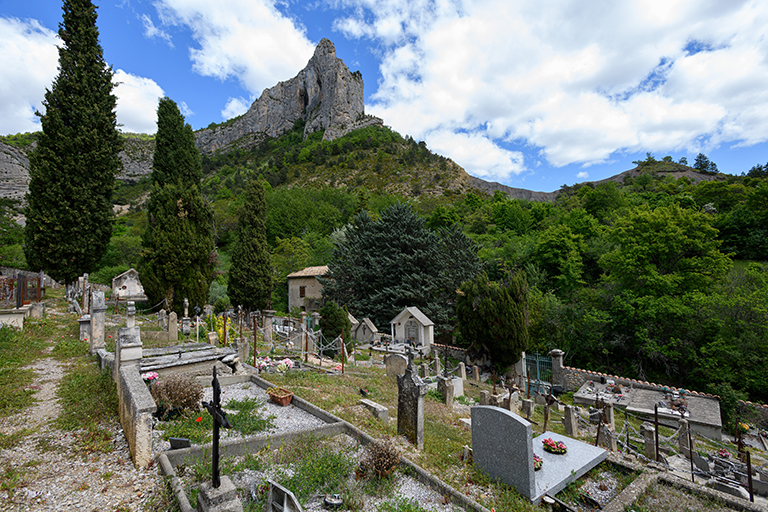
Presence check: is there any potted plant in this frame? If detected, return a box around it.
[266,387,293,406]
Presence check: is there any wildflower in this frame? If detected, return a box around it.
[196,416,202,422]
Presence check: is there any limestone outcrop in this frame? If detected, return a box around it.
[0,142,31,204]
[195,38,382,154]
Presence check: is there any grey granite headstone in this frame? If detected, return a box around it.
[168,311,178,341]
[385,354,408,379]
[397,363,428,450]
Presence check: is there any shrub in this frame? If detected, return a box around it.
[359,436,401,479]
[151,374,203,414]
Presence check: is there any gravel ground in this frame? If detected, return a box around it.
[0,350,163,512]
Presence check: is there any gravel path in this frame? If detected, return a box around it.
[0,350,163,512]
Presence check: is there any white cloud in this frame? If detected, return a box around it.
[153,0,316,94]
[141,14,173,47]
[179,101,194,118]
[0,17,58,134]
[577,171,589,179]
[113,70,165,133]
[336,0,768,182]
[426,130,524,181]
[221,96,253,120]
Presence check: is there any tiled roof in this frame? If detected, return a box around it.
[286,265,329,278]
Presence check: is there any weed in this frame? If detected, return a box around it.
[100,471,113,479]
[360,436,401,479]
[455,394,474,406]
[0,466,25,497]
[151,374,203,415]
[378,496,429,512]
[425,388,443,402]
[226,397,276,435]
[35,436,65,453]
[51,336,88,359]
[0,428,34,449]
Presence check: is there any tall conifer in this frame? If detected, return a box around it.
[139,97,215,314]
[228,180,272,311]
[24,0,122,284]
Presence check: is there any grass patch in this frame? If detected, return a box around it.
[51,335,89,359]
[0,428,34,449]
[0,465,27,498]
[378,496,430,512]
[627,480,735,512]
[281,445,354,504]
[0,323,48,417]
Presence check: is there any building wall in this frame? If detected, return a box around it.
[287,276,324,312]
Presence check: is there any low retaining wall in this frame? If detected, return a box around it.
[116,365,156,468]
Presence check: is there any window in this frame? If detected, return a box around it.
[299,286,306,298]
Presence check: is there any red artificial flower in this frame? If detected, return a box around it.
[196,416,202,422]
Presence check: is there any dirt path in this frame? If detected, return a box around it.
[0,328,164,511]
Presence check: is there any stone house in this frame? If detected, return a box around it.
[112,268,146,301]
[390,306,434,352]
[286,265,328,312]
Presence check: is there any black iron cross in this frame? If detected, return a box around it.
[201,366,232,488]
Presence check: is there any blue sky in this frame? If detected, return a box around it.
[2,0,768,192]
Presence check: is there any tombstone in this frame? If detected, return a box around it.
[472,365,481,381]
[78,314,91,342]
[90,291,107,354]
[597,425,618,451]
[563,405,579,436]
[207,331,219,345]
[263,310,275,350]
[602,403,615,430]
[642,423,656,460]
[489,394,503,408]
[479,390,490,406]
[693,453,710,474]
[168,311,178,341]
[384,354,408,380]
[678,418,694,458]
[506,391,520,413]
[419,363,429,379]
[438,377,454,408]
[397,362,428,450]
[182,298,191,336]
[521,399,535,420]
[433,357,441,376]
[114,325,142,384]
[458,362,467,380]
[158,309,167,330]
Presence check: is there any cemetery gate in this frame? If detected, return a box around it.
[524,352,552,396]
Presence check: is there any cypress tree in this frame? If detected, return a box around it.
[228,179,272,311]
[139,97,215,314]
[24,0,122,284]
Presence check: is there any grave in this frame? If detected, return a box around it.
[397,353,428,450]
[168,311,178,341]
[471,406,607,503]
[384,353,407,379]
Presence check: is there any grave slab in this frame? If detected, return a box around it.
[471,406,607,503]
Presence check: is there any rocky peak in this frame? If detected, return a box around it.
[195,38,382,154]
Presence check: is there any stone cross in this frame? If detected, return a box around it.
[184,298,189,318]
[202,367,232,488]
[126,301,136,328]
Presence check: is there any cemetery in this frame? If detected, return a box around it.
[2,282,768,511]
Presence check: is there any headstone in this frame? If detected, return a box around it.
[397,362,428,450]
[458,362,467,380]
[472,365,481,381]
[207,331,219,345]
[452,377,464,397]
[158,309,167,330]
[693,453,710,473]
[359,399,389,423]
[438,376,454,408]
[90,291,107,354]
[114,325,142,383]
[419,363,429,379]
[472,406,535,499]
[168,311,178,341]
[678,418,694,458]
[707,479,750,501]
[184,298,189,318]
[490,394,503,407]
[563,405,578,436]
[603,403,615,430]
[597,425,618,451]
[182,317,191,336]
[264,310,275,350]
[521,399,534,420]
[506,391,520,413]
[384,354,408,379]
[433,357,441,376]
[126,301,136,328]
[78,314,91,341]
[232,338,249,364]
[479,390,490,406]
[642,423,656,460]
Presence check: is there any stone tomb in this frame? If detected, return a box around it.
[471,406,607,503]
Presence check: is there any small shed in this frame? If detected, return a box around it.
[112,268,146,301]
[354,317,379,344]
[286,265,328,312]
[390,307,434,351]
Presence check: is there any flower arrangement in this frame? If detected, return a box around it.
[255,357,295,373]
[533,454,543,471]
[141,371,159,383]
[717,448,730,459]
[542,438,567,454]
[738,422,750,434]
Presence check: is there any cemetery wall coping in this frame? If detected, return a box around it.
[562,365,719,399]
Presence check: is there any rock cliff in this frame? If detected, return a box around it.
[0,142,31,204]
[195,38,382,154]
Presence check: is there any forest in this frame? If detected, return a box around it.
[1,124,767,407]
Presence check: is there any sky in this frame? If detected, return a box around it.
[2,1,768,192]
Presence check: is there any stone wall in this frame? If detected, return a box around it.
[116,365,156,468]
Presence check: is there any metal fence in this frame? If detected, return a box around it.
[525,352,553,395]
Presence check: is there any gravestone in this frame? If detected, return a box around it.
[433,357,441,375]
[642,423,656,460]
[438,376,454,408]
[471,406,607,503]
[678,418,695,458]
[385,354,408,379]
[263,310,275,350]
[90,291,107,354]
[603,403,615,430]
[114,325,141,384]
[158,309,167,330]
[419,363,429,379]
[78,314,91,341]
[397,361,428,450]
[521,399,535,420]
[168,311,178,341]
[563,405,578,436]
[479,390,490,406]
[597,424,618,451]
[506,391,520,413]
[458,362,467,380]
[207,332,219,345]
[472,365,480,381]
